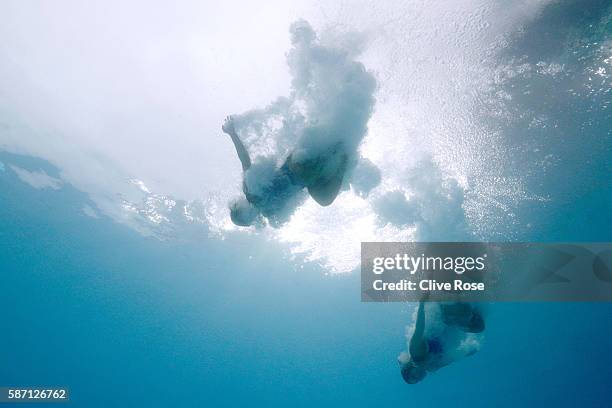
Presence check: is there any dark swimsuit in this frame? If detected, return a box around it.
[427,338,443,355]
[243,161,305,224]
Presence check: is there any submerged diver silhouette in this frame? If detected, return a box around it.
[221,20,376,227]
[223,115,348,227]
[400,298,484,384]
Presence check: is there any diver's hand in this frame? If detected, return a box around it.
[222,115,236,135]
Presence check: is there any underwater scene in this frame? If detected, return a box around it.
[0,0,611,406]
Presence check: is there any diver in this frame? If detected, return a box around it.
[400,297,484,384]
[222,115,348,227]
[439,302,485,333]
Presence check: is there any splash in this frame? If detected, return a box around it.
[224,20,379,228]
[2,1,583,274]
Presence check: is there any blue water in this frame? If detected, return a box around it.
[1,1,612,407]
[0,155,611,407]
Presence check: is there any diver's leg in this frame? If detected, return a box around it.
[305,153,348,206]
[409,300,429,363]
[286,142,349,206]
[307,174,344,206]
[440,303,485,333]
[467,310,485,333]
[440,302,472,326]
[222,116,251,171]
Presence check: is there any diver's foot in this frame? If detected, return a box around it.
[222,115,236,135]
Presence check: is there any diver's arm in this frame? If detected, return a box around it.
[409,300,429,364]
[222,116,251,171]
[230,132,252,171]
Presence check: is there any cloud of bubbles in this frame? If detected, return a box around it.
[226,19,379,227]
[374,158,470,241]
